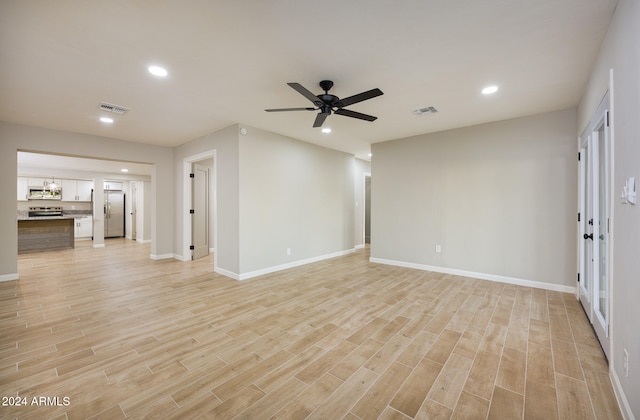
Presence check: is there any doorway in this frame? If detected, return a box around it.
[365,174,371,244]
[182,151,216,264]
[191,163,209,260]
[130,182,137,241]
[578,92,611,359]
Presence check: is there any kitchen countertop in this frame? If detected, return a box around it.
[17,216,77,221]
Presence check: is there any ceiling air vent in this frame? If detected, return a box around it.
[99,102,130,115]
[413,106,438,116]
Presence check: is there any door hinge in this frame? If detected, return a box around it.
[190,173,195,178]
[577,273,580,283]
[606,111,610,127]
[578,212,581,222]
[578,152,581,161]
[190,209,195,214]
[190,245,195,250]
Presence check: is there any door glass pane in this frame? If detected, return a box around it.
[597,123,608,324]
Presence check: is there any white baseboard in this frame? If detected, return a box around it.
[214,266,240,280]
[93,243,105,248]
[173,254,191,262]
[355,244,366,250]
[234,248,356,281]
[369,257,576,294]
[0,273,19,282]
[611,369,635,420]
[150,253,175,260]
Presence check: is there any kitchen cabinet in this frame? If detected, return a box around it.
[74,216,93,239]
[62,179,93,202]
[28,177,47,187]
[17,177,29,201]
[18,218,74,253]
[104,181,123,191]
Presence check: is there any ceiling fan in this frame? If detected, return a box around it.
[265,80,383,128]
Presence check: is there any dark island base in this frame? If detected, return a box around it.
[18,218,75,254]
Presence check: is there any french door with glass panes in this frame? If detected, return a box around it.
[578,93,611,360]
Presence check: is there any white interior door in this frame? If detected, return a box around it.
[593,113,610,354]
[131,182,137,241]
[578,96,610,360]
[578,140,592,315]
[192,163,209,260]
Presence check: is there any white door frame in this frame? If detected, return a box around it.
[363,172,371,246]
[182,150,217,267]
[578,91,612,360]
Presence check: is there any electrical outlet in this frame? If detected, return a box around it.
[623,349,629,377]
[286,248,291,256]
[435,245,442,253]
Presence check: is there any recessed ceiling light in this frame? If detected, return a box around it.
[482,85,499,95]
[321,127,332,134]
[121,168,129,173]
[100,117,114,124]
[148,65,168,77]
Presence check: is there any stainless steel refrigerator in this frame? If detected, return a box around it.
[104,190,125,238]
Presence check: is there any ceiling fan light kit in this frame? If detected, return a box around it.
[265,80,383,128]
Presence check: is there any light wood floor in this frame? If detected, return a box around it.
[1,239,622,419]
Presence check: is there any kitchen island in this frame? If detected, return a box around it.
[17,217,75,253]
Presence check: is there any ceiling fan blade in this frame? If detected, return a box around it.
[336,88,383,107]
[265,107,316,112]
[313,112,330,127]
[288,83,322,106]
[334,108,377,122]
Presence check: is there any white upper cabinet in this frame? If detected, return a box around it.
[17,177,29,201]
[62,179,94,202]
[104,181,123,191]
[77,180,93,201]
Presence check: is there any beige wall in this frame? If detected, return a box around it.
[578,0,640,416]
[238,126,355,277]
[371,108,577,290]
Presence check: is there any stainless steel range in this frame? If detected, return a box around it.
[28,206,63,217]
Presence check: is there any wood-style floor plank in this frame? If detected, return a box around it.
[0,239,622,419]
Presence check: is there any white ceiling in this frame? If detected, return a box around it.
[0,1,617,161]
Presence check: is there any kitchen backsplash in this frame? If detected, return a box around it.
[63,209,93,216]
[17,201,93,218]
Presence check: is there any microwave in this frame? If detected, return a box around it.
[28,186,62,200]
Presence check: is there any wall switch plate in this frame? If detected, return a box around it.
[623,349,629,377]
[435,245,442,253]
[286,248,291,256]
[622,177,636,204]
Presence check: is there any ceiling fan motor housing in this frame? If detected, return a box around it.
[319,80,334,92]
